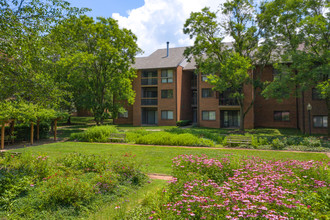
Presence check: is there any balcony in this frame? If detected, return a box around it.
[191,79,197,88]
[141,98,158,106]
[219,97,239,106]
[141,78,158,86]
[192,96,197,106]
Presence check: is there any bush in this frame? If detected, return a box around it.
[39,175,95,207]
[56,153,106,172]
[176,120,192,127]
[70,125,118,142]
[271,138,286,150]
[93,170,119,194]
[132,132,214,147]
[0,152,148,219]
[301,137,322,147]
[5,122,50,142]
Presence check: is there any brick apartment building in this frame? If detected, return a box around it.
[114,45,328,135]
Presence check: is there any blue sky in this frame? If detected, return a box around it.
[66,0,224,56]
[68,0,145,17]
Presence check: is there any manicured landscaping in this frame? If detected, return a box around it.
[2,141,329,219]
[126,154,330,219]
[0,151,147,219]
[10,142,329,175]
[67,124,330,152]
[2,117,330,219]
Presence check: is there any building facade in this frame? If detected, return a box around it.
[114,46,328,135]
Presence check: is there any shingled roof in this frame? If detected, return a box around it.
[132,47,190,70]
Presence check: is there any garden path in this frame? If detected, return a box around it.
[148,173,173,181]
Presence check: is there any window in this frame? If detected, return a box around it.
[313,116,327,128]
[202,111,216,121]
[221,110,240,128]
[201,74,208,82]
[161,90,173,98]
[142,70,157,78]
[161,110,174,120]
[161,70,173,83]
[119,110,128,118]
[219,88,240,106]
[202,88,213,98]
[274,111,290,121]
[312,88,323,100]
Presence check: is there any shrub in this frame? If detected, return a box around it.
[133,132,214,147]
[271,138,286,150]
[301,137,322,147]
[93,170,119,194]
[176,120,192,127]
[70,125,118,142]
[56,153,107,172]
[4,122,50,142]
[39,175,95,207]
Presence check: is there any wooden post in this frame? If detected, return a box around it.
[30,122,34,145]
[1,123,5,150]
[37,120,40,141]
[54,119,58,141]
[10,120,15,144]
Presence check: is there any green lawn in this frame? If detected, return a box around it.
[12,142,329,175]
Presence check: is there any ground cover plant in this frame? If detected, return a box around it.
[0,152,147,219]
[127,155,330,219]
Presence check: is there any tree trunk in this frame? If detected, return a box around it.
[54,119,58,141]
[67,116,71,125]
[30,122,34,145]
[1,123,5,150]
[10,120,15,144]
[37,120,40,141]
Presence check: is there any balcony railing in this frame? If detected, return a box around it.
[141,78,158,86]
[192,97,197,106]
[191,79,197,88]
[219,97,239,106]
[141,98,158,106]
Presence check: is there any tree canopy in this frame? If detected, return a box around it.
[184,0,274,131]
[260,0,330,134]
[50,15,141,124]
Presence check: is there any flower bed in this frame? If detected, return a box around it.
[129,155,330,219]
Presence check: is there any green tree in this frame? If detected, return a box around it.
[50,15,141,125]
[0,0,86,103]
[260,0,330,134]
[184,0,274,131]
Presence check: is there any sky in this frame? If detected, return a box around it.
[67,0,226,56]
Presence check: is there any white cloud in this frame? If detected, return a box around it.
[112,0,226,56]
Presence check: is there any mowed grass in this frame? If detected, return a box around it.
[11,142,329,175]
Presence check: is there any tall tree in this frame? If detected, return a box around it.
[0,0,86,104]
[50,16,141,125]
[260,0,330,134]
[184,0,273,131]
